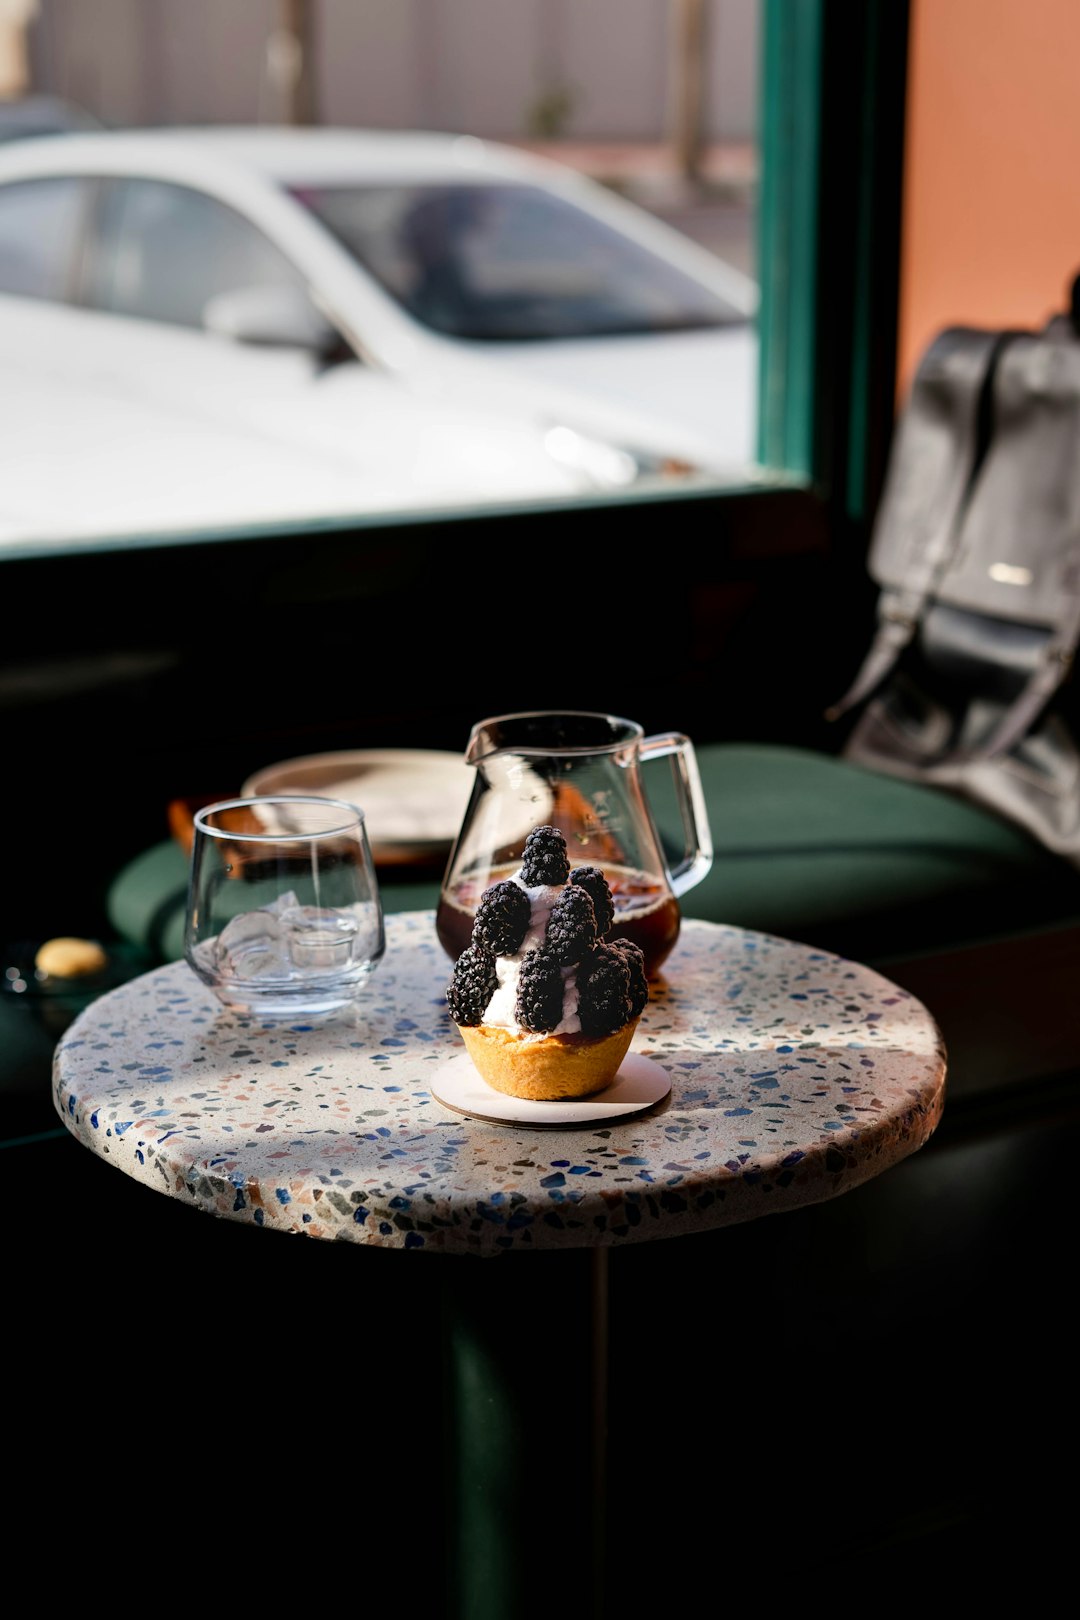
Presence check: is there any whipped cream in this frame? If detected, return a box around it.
[480,871,582,1037]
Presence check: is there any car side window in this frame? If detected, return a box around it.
[0,176,89,301]
[86,177,305,329]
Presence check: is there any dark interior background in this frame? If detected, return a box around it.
[6,453,1079,1597]
[2,481,845,943]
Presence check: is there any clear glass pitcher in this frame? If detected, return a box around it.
[435,710,713,975]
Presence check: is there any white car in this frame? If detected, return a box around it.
[0,127,758,544]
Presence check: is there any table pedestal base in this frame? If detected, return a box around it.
[443,1249,609,1620]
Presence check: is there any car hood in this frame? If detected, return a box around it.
[0,348,589,547]
[438,323,759,472]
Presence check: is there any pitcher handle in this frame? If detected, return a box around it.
[638,733,714,898]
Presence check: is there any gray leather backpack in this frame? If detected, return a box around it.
[828,304,1080,863]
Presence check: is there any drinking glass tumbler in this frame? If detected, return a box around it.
[184,795,385,1017]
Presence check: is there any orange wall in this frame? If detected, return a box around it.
[898,0,1080,395]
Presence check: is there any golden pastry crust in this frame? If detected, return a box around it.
[458,1018,639,1100]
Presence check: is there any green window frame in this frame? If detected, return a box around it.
[0,2,912,760]
[757,0,909,523]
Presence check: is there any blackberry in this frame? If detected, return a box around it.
[545,884,597,966]
[577,943,632,1038]
[446,942,498,1026]
[519,824,570,886]
[515,946,565,1034]
[610,937,649,1019]
[473,879,530,956]
[567,866,615,936]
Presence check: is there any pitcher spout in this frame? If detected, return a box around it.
[464,717,509,768]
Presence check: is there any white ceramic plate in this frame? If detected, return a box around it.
[241,748,473,865]
[429,1051,672,1128]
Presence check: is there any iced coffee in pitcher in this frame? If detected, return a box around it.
[435,710,713,977]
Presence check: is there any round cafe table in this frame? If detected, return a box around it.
[53,911,946,1611]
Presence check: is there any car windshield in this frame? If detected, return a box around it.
[289,180,746,341]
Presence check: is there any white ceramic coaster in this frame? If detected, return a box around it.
[429,1050,671,1128]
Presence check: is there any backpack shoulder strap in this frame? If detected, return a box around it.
[937,319,1080,761]
[826,325,1014,722]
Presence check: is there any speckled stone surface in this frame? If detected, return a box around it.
[53,912,946,1257]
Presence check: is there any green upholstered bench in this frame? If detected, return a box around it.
[104,744,1080,970]
[651,744,1080,960]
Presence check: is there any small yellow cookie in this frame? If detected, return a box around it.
[35,937,108,979]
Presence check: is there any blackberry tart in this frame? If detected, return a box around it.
[446,827,648,1100]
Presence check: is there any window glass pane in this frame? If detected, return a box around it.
[5,0,763,551]
[0,176,86,300]
[88,179,304,328]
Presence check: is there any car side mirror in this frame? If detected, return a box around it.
[202,284,344,357]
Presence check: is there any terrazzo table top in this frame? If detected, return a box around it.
[53,912,946,1257]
